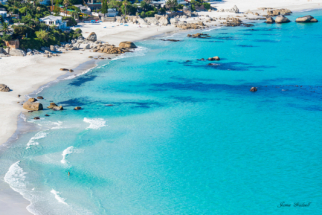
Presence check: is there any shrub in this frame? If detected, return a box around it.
[203,2,210,10]
[63,16,77,26]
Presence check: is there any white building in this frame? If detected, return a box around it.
[0,10,7,18]
[74,4,92,15]
[107,8,118,17]
[39,15,67,29]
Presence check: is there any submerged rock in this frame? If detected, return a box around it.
[74,106,82,110]
[250,87,258,92]
[208,56,220,61]
[37,96,44,99]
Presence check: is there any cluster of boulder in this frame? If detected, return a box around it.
[174,21,207,30]
[92,41,137,54]
[296,15,318,23]
[266,15,318,24]
[116,15,169,26]
[0,84,10,92]
[216,5,240,13]
[47,102,63,111]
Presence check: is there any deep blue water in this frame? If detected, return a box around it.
[1,10,322,215]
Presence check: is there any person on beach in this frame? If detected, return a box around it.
[68,172,70,176]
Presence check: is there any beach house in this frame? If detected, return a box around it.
[0,9,7,18]
[39,15,67,29]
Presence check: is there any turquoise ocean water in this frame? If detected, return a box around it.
[1,10,322,215]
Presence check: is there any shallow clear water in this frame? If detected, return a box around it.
[1,10,322,215]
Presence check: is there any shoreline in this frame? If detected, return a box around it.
[0,1,321,214]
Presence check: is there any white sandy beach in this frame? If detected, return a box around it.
[0,0,321,214]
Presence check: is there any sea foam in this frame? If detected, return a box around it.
[51,189,68,205]
[84,118,106,129]
[61,146,74,164]
[26,131,47,149]
[4,161,27,193]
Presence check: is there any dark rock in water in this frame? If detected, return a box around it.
[186,60,190,62]
[208,56,220,61]
[296,15,318,23]
[198,58,205,61]
[243,24,255,27]
[69,69,74,72]
[250,87,258,92]
[0,84,10,92]
[34,117,40,120]
[60,68,69,71]
[189,33,210,38]
[37,96,44,99]
[74,106,82,110]
[45,114,50,116]
[105,104,114,106]
[160,39,181,42]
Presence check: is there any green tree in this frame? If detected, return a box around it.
[2,22,9,33]
[166,0,178,11]
[36,29,49,41]
[54,0,61,15]
[101,0,107,16]
[63,0,70,16]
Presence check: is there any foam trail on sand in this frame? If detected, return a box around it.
[61,146,74,164]
[84,118,106,129]
[26,131,47,149]
[51,189,68,205]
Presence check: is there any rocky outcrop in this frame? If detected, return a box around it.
[92,44,131,54]
[275,15,290,23]
[250,87,258,92]
[47,102,63,110]
[74,106,82,110]
[170,18,179,25]
[266,16,275,23]
[225,18,242,27]
[158,16,169,25]
[119,41,137,49]
[9,49,26,56]
[267,9,292,16]
[296,15,318,23]
[0,84,10,92]
[23,98,43,111]
[177,22,207,30]
[87,32,97,42]
[37,96,44,99]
